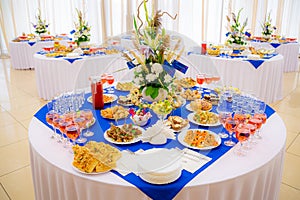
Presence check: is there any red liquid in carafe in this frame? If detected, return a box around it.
[91,82,104,110]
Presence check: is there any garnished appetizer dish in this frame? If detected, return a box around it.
[100,106,129,119]
[105,123,143,143]
[165,116,189,132]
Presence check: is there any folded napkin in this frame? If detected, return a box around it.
[27,41,36,46]
[116,148,211,176]
[63,57,82,64]
[270,43,281,48]
[245,60,264,69]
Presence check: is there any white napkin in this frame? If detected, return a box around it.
[115,148,212,176]
[179,148,212,173]
[142,121,175,145]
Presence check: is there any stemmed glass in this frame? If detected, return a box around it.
[46,110,59,139]
[224,117,238,146]
[52,116,64,143]
[58,116,73,148]
[248,117,263,139]
[235,124,251,156]
[65,123,80,149]
[82,109,95,137]
[217,112,231,139]
[73,114,87,144]
[196,74,205,92]
[106,74,115,93]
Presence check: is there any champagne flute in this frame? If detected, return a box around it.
[224,117,238,146]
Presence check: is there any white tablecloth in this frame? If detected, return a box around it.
[186,54,284,103]
[250,42,299,72]
[9,40,71,70]
[29,111,286,200]
[9,41,55,69]
[34,54,131,100]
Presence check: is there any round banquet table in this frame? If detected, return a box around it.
[9,41,54,69]
[186,54,284,103]
[250,41,299,72]
[29,105,286,200]
[33,53,128,100]
[9,40,70,70]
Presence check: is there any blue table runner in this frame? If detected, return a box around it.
[34,89,275,200]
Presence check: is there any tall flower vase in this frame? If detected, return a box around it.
[142,87,168,102]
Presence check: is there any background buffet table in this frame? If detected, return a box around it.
[9,39,71,70]
[186,54,284,103]
[250,41,299,72]
[33,53,129,100]
[29,96,286,200]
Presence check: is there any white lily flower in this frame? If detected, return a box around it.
[164,74,172,83]
[152,63,163,74]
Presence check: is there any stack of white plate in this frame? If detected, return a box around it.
[137,148,182,184]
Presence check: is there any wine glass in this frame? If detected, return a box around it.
[73,114,87,144]
[46,110,59,139]
[235,124,251,156]
[248,117,263,139]
[224,117,238,146]
[196,74,205,92]
[58,116,73,148]
[65,123,80,150]
[81,109,95,137]
[217,112,231,138]
[106,74,115,93]
[52,116,64,143]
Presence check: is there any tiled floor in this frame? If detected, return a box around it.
[0,57,299,199]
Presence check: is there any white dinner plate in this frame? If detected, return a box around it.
[104,125,144,145]
[187,113,221,127]
[87,94,118,104]
[72,165,110,175]
[185,103,212,112]
[177,129,221,150]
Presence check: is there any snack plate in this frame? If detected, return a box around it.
[179,78,197,88]
[72,165,109,175]
[187,113,221,127]
[185,103,212,112]
[164,118,190,133]
[104,125,144,145]
[177,129,221,150]
[87,94,118,104]
[115,81,136,91]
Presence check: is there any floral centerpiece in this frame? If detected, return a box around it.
[261,12,276,38]
[32,9,49,35]
[225,8,249,46]
[122,0,185,101]
[74,9,91,46]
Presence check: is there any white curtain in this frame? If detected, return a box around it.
[0,0,299,56]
